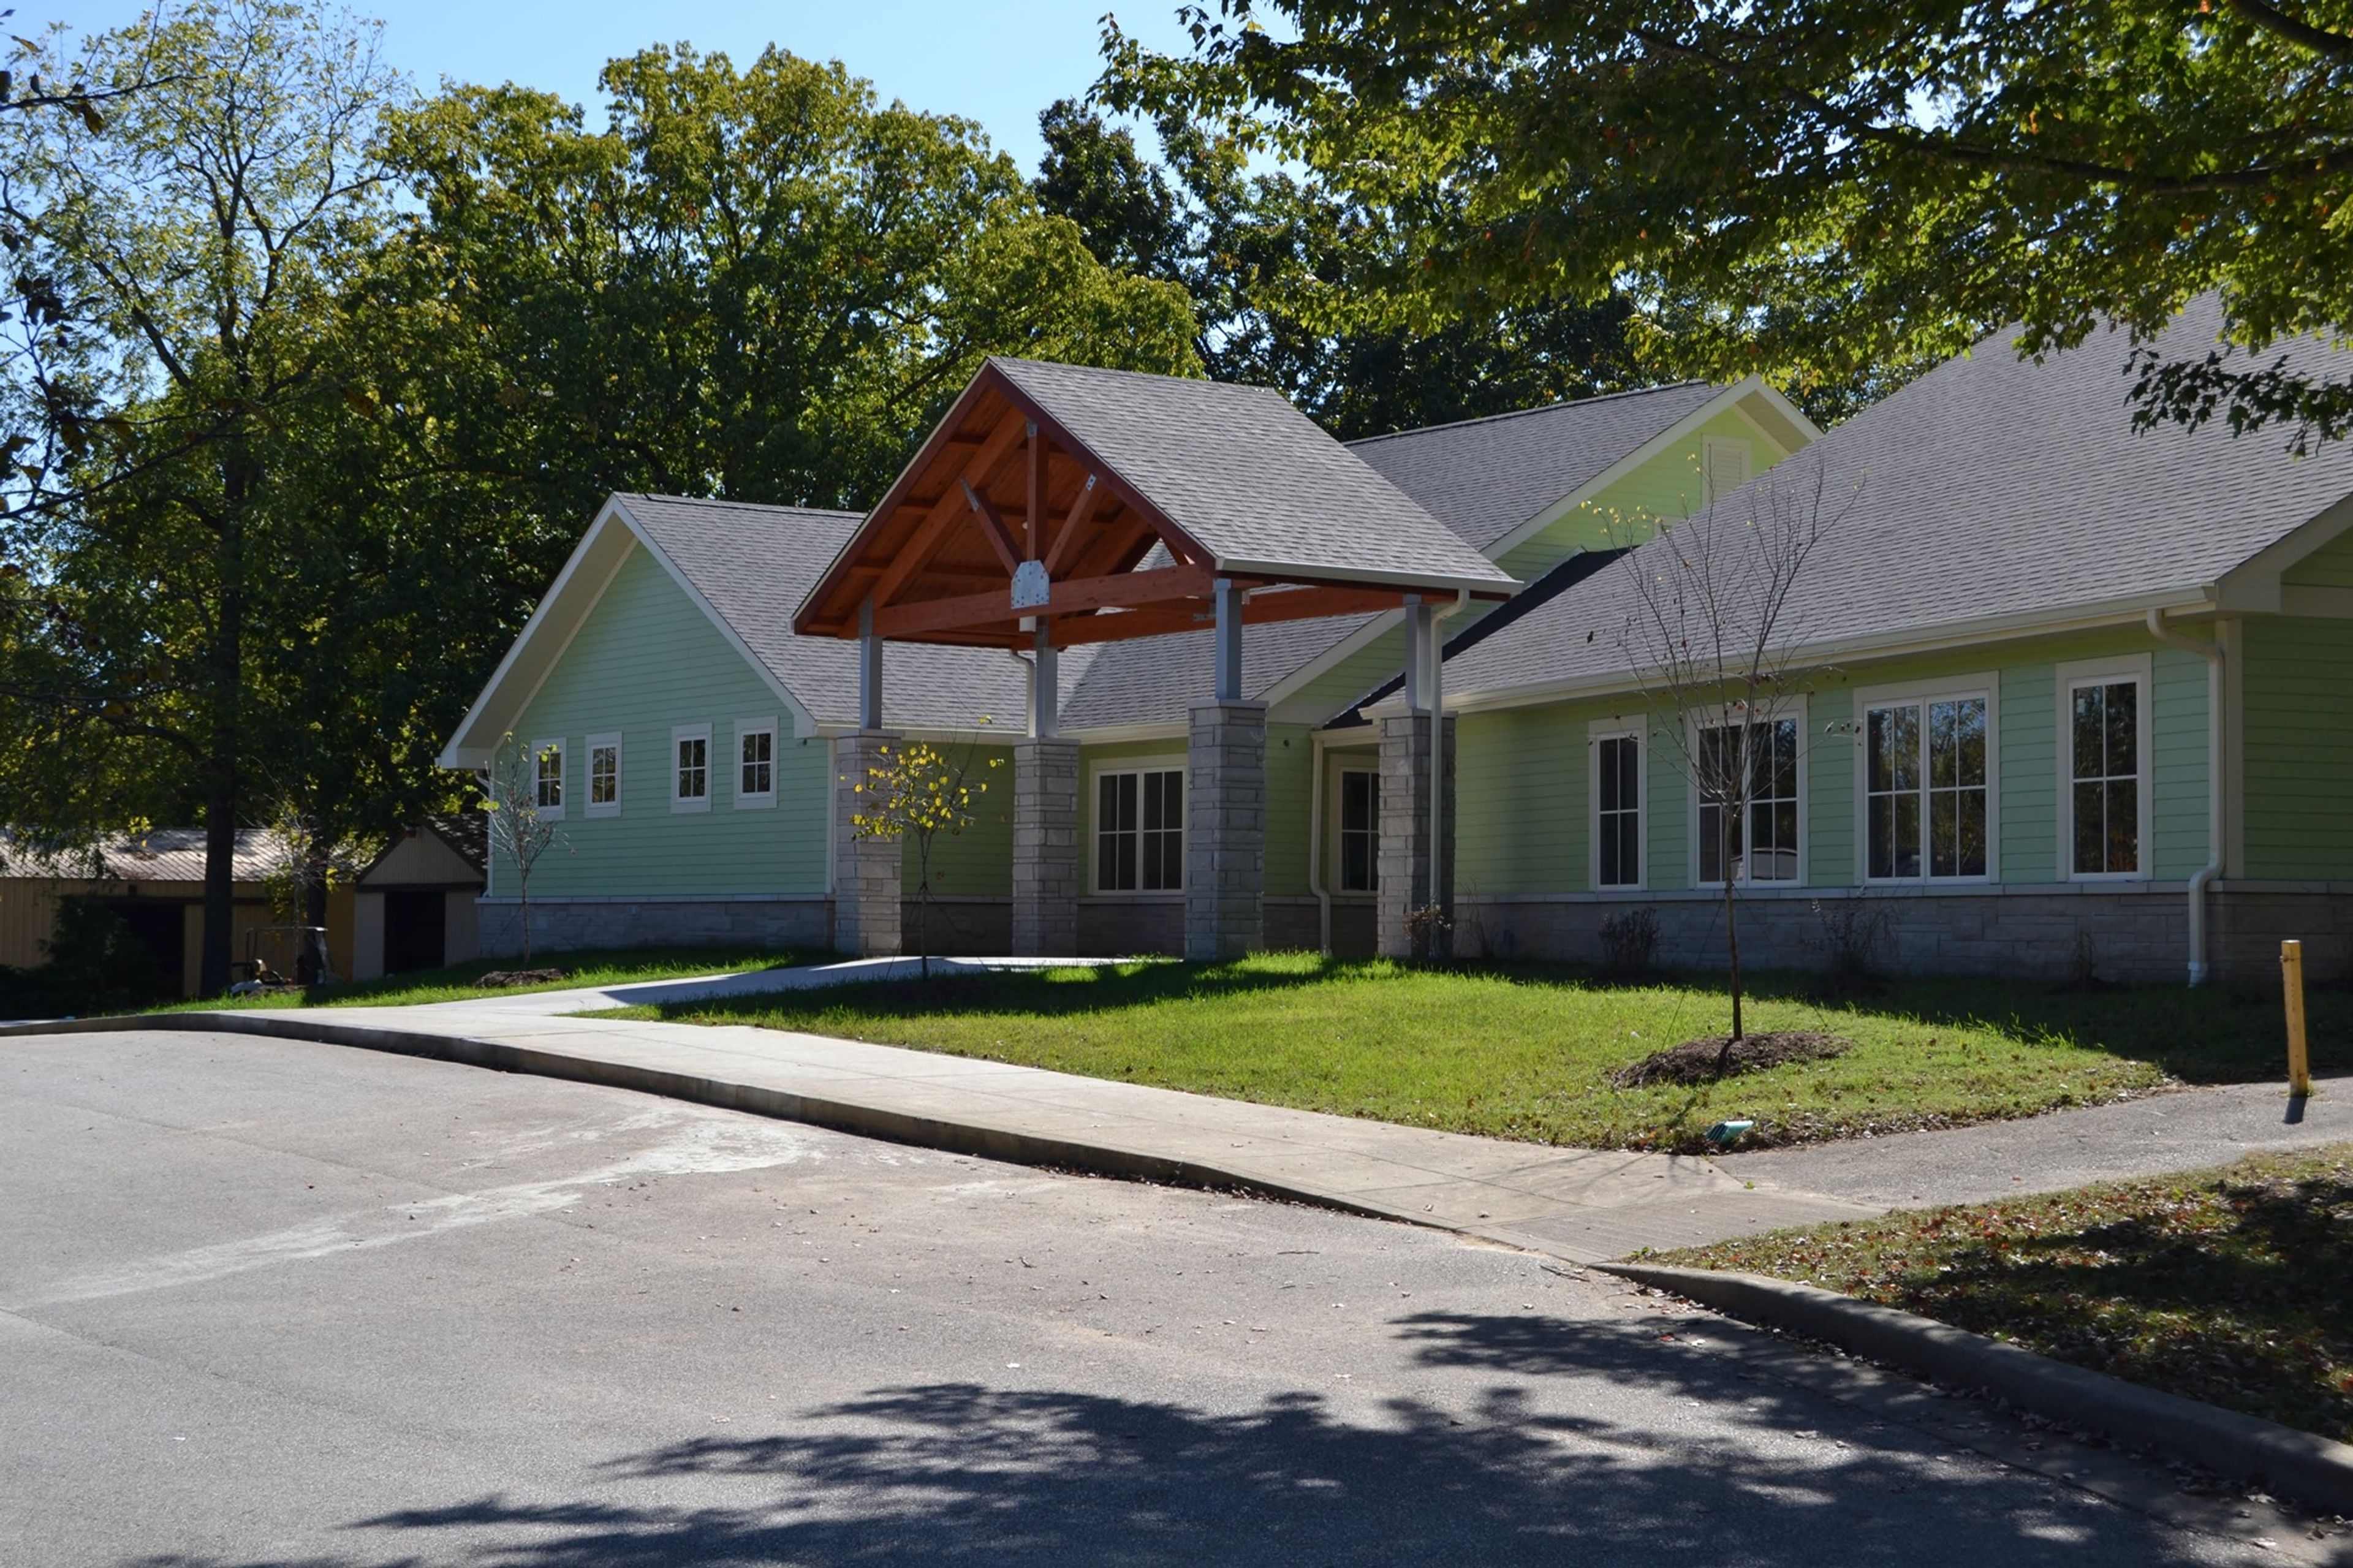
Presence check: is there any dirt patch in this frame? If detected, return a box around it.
[1612,1030,1852,1088]
[474,968,568,989]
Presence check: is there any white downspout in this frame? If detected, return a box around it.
[2146,607,2224,987]
[1430,590,1470,933]
[1309,730,1332,954]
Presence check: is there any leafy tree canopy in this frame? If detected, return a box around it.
[1034,97,1640,438]
[1101,0,2353,442]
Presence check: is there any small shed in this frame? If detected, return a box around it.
[350,818,485,979]
[0,829,282,1000]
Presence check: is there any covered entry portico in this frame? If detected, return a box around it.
[795,357,1515,960]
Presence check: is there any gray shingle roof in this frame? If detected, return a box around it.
[0,827,275,883]
[989,358,1516,594]
[1349,382,1721,550]
[1444,298,2353,701]
[620,495,1059,730]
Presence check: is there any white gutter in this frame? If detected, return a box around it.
[2145,608,2225,987]
[1309,730,1333,953]
[1430,590,1470,929]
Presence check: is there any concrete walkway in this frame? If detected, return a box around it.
[10,958,2343,1262]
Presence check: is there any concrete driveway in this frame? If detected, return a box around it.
[0,1031,2303,1566]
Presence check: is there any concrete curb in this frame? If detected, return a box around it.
[2,1011,1416,1225]
[1602,1260,2353,1518]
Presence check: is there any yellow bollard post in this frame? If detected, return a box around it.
[2283,939,2313,1098]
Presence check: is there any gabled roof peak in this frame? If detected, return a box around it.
[1346,380,1714,449]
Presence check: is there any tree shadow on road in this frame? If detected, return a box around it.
[126,1315,2211,1568]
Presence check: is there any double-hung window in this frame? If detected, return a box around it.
[1593,730,1643,888]
[1863,691,1989,881]
[2067,672,2144,877]
[672,723,711,813]
[1096,765,1183,892]
[532,739,565,820]
[1696,716,1800,885]
[586,732,621,819]
[735,718,776,809]
[1338,768,1378,893]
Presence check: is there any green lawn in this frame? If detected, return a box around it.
[1658,1145,2353,1442]
[597,952,2345,1153]
[145,945,827,1013]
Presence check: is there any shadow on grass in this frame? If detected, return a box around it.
[650,950,2347,1089]
[169,944,830,1013]
[124,1318,2206,1567]
[1835,1165,2353,1442]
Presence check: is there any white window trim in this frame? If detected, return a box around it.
[1335,763,1379,895]
[2056,654,2154,883]
[585,731,622,819]
[531,737,566,822]
[1688,696,1809,889]
[1086,753,1187,897]
[671,722,713,814]
[1703,435,1751,504]
[733,716,778,810]
[1588,721,1646,892]
[1851,675,1999,886]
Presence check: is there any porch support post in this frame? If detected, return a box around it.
[857,597,883,730]
[1185,697,1265,961]
[832,729,902,957]
[1213,575,1244,702]
[1403,598,1431,714]
[1376,711,1454,959]
[1011,733,1080,957]
[1029,623,1058,738]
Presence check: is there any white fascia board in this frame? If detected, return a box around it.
[1482,377,1809,566]
[607,498,822,741]
[1431,589,2219,719]
[436,501,636,769]
[1210,556,1516,597]
[809,721,1019,744]
[2211,489,2353,613]
[1047,720,1191,747]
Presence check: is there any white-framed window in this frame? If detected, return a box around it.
[1693,706,1804,886]
[735,716,776,809]
[1857,680,1994,882]
[1338,766,1378,893]
[531,738,565,820]
[1703,435,1751,504]
[1094,760,1184,893]
[1591,726,1644,889]
[585,732,621,819]
[672,722,711,813]
[2059,657,2151,879]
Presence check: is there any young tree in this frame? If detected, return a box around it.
[0,1,400,993]
[1106,0,2353,441]
[847,735,1002,979]
[1609,468,1857,1048]
[477,733,569,965]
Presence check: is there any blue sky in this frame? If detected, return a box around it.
[50,1,1203,172]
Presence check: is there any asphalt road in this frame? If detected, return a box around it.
[0,1031,2311,1566]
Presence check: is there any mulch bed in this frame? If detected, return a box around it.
[474,968,568,988]
[1612,1029,1852,1087]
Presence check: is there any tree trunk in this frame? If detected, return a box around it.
[298,844,328,983]
[197,480,246,998]
[917,839,931,980]
[1718,796,1744,1080]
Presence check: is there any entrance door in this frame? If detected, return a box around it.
[383,891,447,974]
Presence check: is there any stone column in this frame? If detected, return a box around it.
[1376,713,1455,959]
[832,730,902,957]
[1185,699,1266,961]
[1011,736,1080,956]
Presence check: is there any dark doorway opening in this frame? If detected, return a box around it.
[384,892,447,975]
[104,900,185,1001]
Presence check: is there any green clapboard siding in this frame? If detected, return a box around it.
[1275,625,1409,724]
[1807,684,1855,885]
[2243,616,2353,878]
[1999,662,2058,884]
[501,542,828,897]
[2151,646,2211,879]
[2283,530,2353,589]
[902,744,1015,896]
[1455,707,1582,895]
[1495,409,1767,580]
